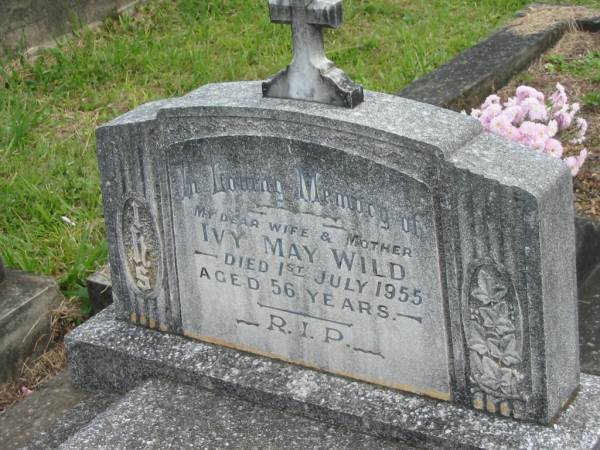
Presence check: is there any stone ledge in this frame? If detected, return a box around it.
[67,307,600,449]
[397,6,600,112]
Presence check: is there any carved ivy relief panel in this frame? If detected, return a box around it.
[465,261,526,418]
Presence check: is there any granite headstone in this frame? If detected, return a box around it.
[79,0,579,426]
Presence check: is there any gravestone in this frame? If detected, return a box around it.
[0,255,64,383]
[68,1,591,442]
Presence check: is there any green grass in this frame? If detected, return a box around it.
[0,0,598,293]
[583,91,600,112]
[546,51,600,82]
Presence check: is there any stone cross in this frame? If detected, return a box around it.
[263,0,364,108]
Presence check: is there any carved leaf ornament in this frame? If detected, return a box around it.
[467,264,524,405]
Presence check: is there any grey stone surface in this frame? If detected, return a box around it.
[86,265,112,314]
[91,79,578,423]
[0,269,64,383]
[263,0,363,107]
[0,0,149,58]
[67,308,600,449]
[58,378,409,450]
[0,369,118,450]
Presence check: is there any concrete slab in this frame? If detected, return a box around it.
[0,369,119,450]
[57,378,408,450]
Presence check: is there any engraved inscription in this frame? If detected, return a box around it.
[121,198,161,295]
[167,136,451,398]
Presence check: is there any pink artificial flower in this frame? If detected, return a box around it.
[478,103,503,131]
[481,94,502,110]
[580,148,589,164]
[520,97,549,122]
[544,139,564,158]
[490,114,522,141]
[565,157,579,176]
[554,107,573,130]
[516,85,545,104]
[547,120,558,137]
[554,103,581,130]
[565,149,589,176]
[502,105,527,126]
[20,386,33,397]
[550,83,568,114]
[519,121,553,151]
[471,85,588,178]
[571,118,588,144]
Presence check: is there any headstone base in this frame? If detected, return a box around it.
[0,269,64,383]
[67,307,600,449]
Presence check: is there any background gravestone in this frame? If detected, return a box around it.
[0,0,150,58]
[0,255,64,383]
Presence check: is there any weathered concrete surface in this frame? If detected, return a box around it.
[0,0,149,58]
[0,269,64,383]
[0,369,118,450]
[66,308,600,449]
